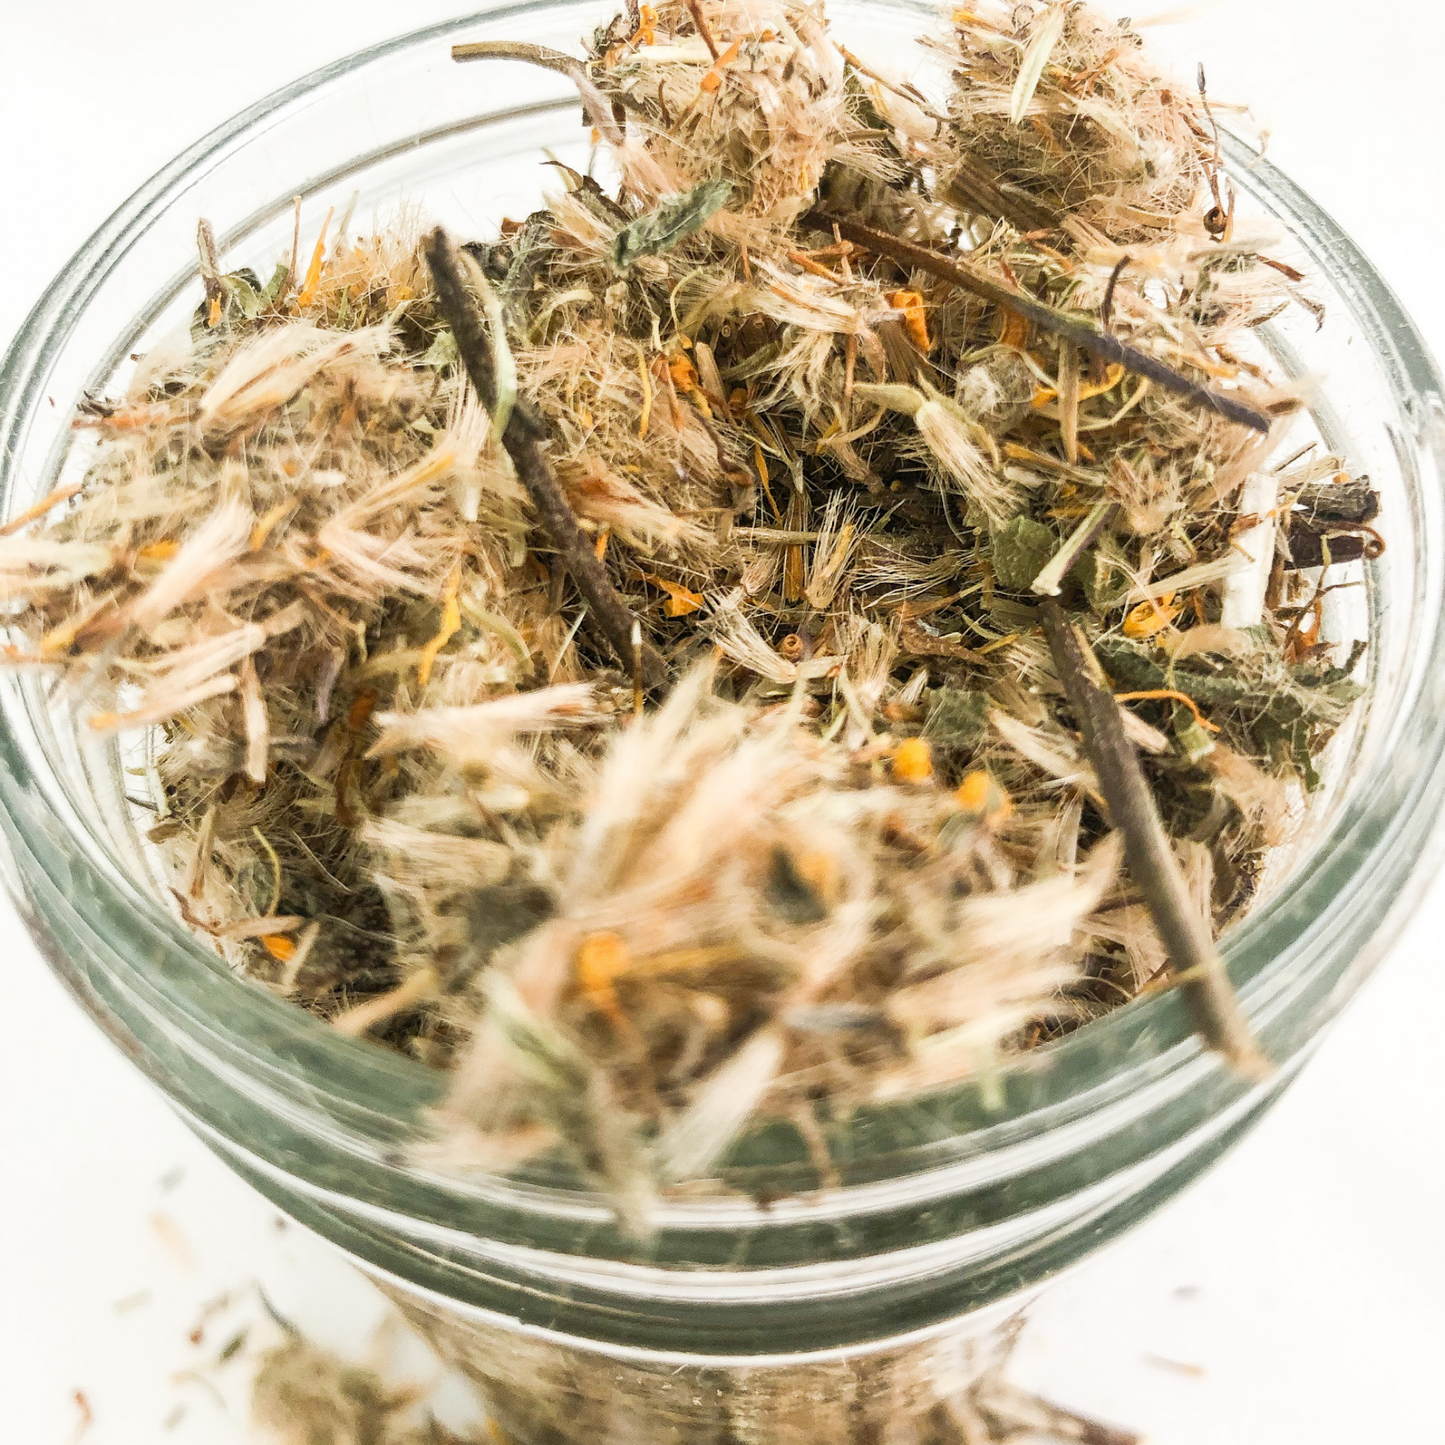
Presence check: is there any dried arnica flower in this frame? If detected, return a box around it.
[4,0,1370,1224]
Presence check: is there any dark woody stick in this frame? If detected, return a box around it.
[424,228,667,689]
[807,212,1275,435]
[1040,599,1270,1077]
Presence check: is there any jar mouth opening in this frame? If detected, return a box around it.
[4,0,1445,1220]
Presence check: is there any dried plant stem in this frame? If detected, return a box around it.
[1031,500,1115,598]
[1100,255,1130,332]
[332,966,441,1037]
[424,228,667,687]
[451,40,588,75]
[734,527,823,544]
[450,41,630,141]
[683,0,722,59]
[1058,342,1082,463]
[0,482,80,537]
[944,162,1061,236]
[810,213,1274,434]
[1040,599,1270,1077]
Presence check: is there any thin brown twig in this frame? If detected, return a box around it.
[451,41,632,141]
[424,228,668,688]
[1100,255,1130,332]
[452,39,582,73]
[683,0,722,59]
[1040,599,1270,1076]
[808,212,1274,434]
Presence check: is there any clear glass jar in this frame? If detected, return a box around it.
[3,3,1444,1439]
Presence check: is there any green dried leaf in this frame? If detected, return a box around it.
[420,328,459,370]
[991,514,1056,591]
[260,262,292,307]
[1078,539,1130,611]
[924,687,989,747]
[223,271,266,319]
[613,178,734,269]
[766,847,831,924]
[1259,714,1320,791]
[1030,499,1113,598]
[1098,640,1251,711]
[1099,636,1364,787]
[1174,712,1217,765]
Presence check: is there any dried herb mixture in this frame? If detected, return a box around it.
[1,0,1374,1219]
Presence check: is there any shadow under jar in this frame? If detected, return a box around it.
[3,3,1445,1440]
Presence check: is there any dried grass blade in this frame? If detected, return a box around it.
[1010,3,1069,124]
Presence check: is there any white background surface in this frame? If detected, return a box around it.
[3,2,1445,1440]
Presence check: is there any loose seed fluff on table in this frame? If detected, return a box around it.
[2,0,1374,1223]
